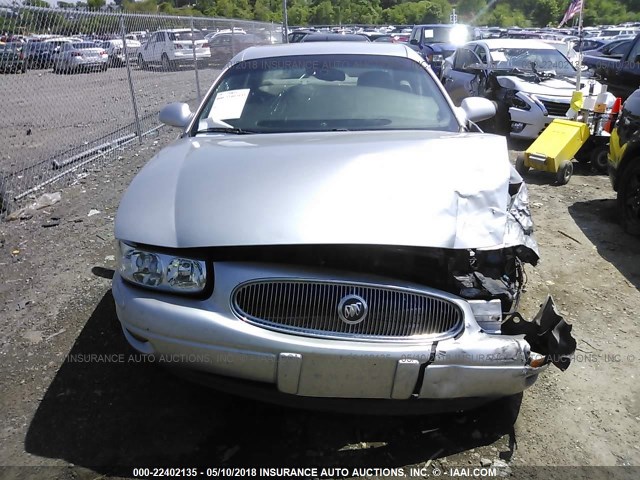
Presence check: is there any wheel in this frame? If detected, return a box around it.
[515,153,529,176]
[556,160,573,185]
[137,54,147,70]
[161,53,172,71]
[617,161,640,235]
[591,146,609,174]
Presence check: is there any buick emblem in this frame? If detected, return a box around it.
[338,294,368,325]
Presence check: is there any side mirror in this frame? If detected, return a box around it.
[460,97,496,123]
[409,38,418,45]
[159,102,193,128]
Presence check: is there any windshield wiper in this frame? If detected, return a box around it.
[195,127,257,135]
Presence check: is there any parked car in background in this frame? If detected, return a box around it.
[137,28,210,71]
[102,38,142,67]
[584,38,633,76]
[408,24,476,77]
[208,33,267,66]
[53,42,108,74]
[287,29,316,43]
[22,41,56,69]
[205,28,247,43]
[589,32,640,100]
[441,39,609,140]
[584,38,632,58]
[0,42,26,73]
[113,42,575,414]
[579,38,611,52]
[608,88,640,235]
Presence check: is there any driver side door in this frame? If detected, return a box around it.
[441,47,485,106]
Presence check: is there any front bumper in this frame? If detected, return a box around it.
[509,104,554,140]
[112,262,551,402]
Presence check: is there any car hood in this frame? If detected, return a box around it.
[496,74,601,98]
[115,131,520,250]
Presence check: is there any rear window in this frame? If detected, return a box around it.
[168,31,205,41]
[72,43,100,49]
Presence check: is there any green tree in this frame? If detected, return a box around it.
[23,0,49,7]
[254,0,272,21]
[87,0,106,10]
[529,0,560,27]
[288,0,311,25]
[311,0,335,24]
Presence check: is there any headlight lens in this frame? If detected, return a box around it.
[118,242,207,293]
[431,54,444,63]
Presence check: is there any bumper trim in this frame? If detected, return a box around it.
[277,353,302,394]
[169,366,503,415]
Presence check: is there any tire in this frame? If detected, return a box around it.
[137,54,147,70]
[591,146,609,174]
[556,160,573,185]
[515,153,529,176]
[21,63,27,74]
[101,63,108,72]
[617,161,640,235]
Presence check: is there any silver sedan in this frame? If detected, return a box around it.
[113,42,576,413]
[53,42,108,73]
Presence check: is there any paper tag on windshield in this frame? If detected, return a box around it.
[423,29,434,39]
[491,51,508,62]
[209,88,250,120]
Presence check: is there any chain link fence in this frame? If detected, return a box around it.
[0,2,282,216]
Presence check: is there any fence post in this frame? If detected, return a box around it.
[282,0,289,43]
[120,15,143,144]
[190,18,202,103]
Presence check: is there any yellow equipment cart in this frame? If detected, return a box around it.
[515,119,591,185]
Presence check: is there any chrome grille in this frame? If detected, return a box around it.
[540,100,570,117]
[231,280,464,341]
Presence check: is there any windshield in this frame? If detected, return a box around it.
[489,47,576,76]
[422,25,472,45]
[193,54,459,134]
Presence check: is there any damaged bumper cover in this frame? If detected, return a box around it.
[113,263,576,404]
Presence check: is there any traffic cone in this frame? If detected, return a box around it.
[603,97,622,133]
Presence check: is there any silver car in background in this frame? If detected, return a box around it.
[53,42,108,73]
[113,43,575,413]
[102,38,141,67]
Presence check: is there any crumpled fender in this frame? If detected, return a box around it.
[502,295,576,371]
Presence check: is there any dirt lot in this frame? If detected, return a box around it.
[0,130,639,480]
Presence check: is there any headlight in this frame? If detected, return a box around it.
[504,90,546,113]
[431,54,444,63]
[118,242,207,294]
[504,90,530,110]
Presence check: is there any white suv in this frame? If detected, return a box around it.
[137,28,210,70]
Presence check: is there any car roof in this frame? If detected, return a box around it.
[471,39,557,50]
[302,33,369,42]
[235,42,422,62]
[158,29,197,33]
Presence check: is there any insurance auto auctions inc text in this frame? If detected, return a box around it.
[252,466,497,477]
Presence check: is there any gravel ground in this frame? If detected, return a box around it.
[0,129,639,480]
